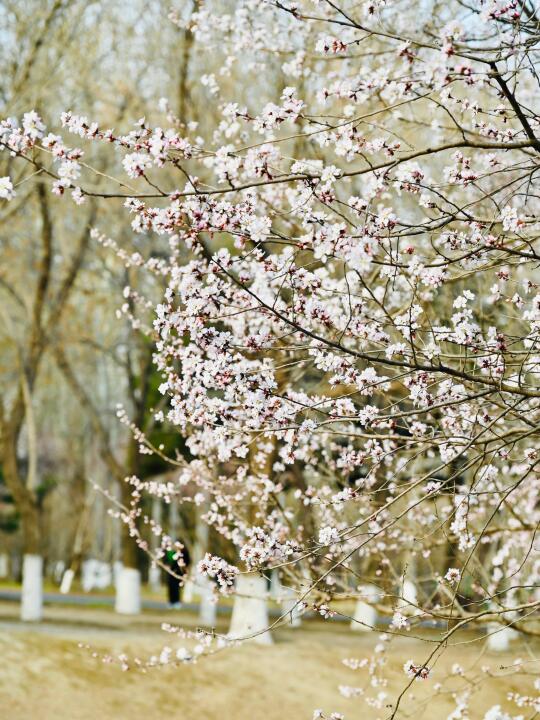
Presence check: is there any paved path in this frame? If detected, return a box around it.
[0,587,230,613]
[0,588,439,628]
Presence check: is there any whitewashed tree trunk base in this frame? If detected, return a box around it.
[228,573,272,645]
[53,561,65,584]
[115,567,141,615]
[351,584,380,631]
[148,565,162,593]
[282,594,302,627]
[400,579,421,615]
[60,568,75,594]
[487,624,517,651]
[199,578,217,626]
[21,554,43,622]
[81,558,97,592]
[183,577,195,603]
[270,570,282,601]
[113,561,123,588]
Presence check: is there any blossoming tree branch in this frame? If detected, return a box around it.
[1,0,540,717]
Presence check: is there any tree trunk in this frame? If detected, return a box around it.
[351,584,380,631]
[281,585,303,628]
[229,440,275,644]
[0,553,9,579]
[198,576,217,627]
[487,617,517,651]
[228,573,272,645]
[115,566,142,615]
[148,496,163,592]
[19,500,43,621]
[114,515,142,614]
[115,438,141,614]
[185,500,209,603]
[21,554,43,622]
[2,441,44,622]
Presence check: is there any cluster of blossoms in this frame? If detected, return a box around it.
[403,659,431,680]
[196,553,238,594]
[2,0,540,716]
[0,175,15,199]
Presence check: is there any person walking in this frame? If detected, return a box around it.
[165,541,191,609]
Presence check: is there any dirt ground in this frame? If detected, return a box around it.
[0,601,537,720]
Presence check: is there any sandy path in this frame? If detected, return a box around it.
[0,602,536,720]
